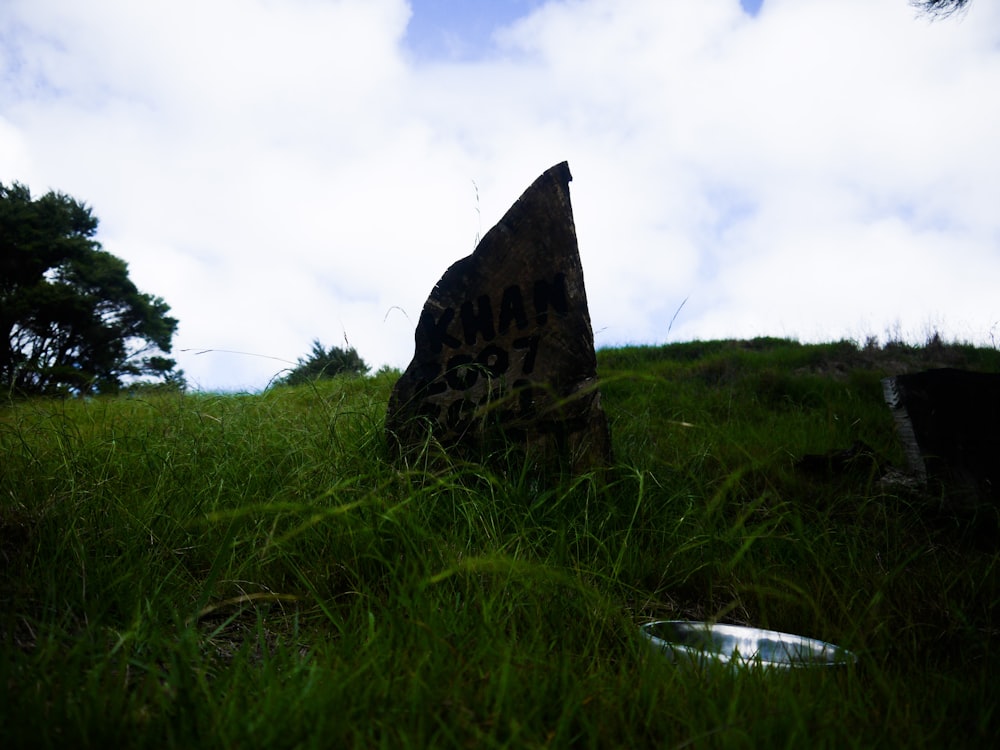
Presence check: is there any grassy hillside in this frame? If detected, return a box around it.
[2,337,998,748]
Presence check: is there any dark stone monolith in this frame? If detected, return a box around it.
[882,368,1000,517]
[386,161,611,474]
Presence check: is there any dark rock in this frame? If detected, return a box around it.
[882,368,1000,518]
[386,161,611,474]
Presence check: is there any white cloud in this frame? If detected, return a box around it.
[2,0,999,390]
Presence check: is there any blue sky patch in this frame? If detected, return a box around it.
[405,0,546,61]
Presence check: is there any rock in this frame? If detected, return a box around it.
[386,161,611,474]
[882,368,1000,518]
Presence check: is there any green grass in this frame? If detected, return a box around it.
[2,338,998,748]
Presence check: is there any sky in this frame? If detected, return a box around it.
[2,0,998,392]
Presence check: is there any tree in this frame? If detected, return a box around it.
[911,0,972,17]
[1,182,182,396]
[277,339,369,386]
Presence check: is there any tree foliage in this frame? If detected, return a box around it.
[911,0,972,17]
[1,182,182,396]
[278,339,369,386]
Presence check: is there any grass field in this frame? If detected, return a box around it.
[2,337,998,748]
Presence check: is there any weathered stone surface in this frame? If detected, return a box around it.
[386,161,611,473]
[882,368,1000,516]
